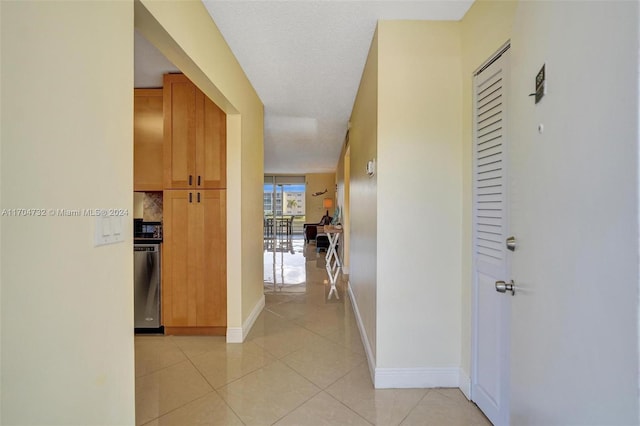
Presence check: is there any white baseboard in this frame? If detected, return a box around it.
[226,327,243,343]
[459,370,471,399]
[348,282,376,381]
[348,283,469,392]
[374,367,461,389]
[226,294,265,343]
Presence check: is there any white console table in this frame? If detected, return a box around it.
[322,226,343,299]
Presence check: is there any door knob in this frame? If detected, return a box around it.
[495,280,515,296]
[506,236,516,251]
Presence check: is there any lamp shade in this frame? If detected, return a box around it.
[323,198,333,210]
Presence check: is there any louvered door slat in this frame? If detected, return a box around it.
[478,168,502,181]
[474,65,505,266]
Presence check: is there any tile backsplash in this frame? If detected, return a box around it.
[134,191,163,221]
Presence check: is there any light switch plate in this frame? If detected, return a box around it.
[94,216,125,247]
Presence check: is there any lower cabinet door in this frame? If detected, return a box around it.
[162,189,226,334]
[196,189,226,327]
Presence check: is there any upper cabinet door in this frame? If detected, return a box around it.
[164,74,226,189]
[196,92,226,189]
[164,74,196,189]
[134,89,163,191]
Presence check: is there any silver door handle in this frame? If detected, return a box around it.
[495,280,515,296]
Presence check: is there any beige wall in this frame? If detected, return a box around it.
[349,21,466,373]
[305,173,336,221]
[1,1,135,424]
[344,0,518,382]
[348,28,379,363]
[377,21,463,368]
[459,0,517,381]
[345,5,516,381]
[336,142,351,271]
[136,0,265,335]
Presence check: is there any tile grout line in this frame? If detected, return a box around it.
[134,337,188,380]
[397,388,432,425]
[322,390,376,426]
[266,269,359,422]
[153,337,246,426]
[265,362,325,426]
[178,340,276,426]
[134,356,186,380]
[140,390,243,426]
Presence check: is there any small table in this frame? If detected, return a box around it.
[276,217,292,235]
[263,217,274,236]
[322,226,343,299]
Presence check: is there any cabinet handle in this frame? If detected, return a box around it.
[197,175,201,186]
[189,192,193,203]
[189,175,193,186]
[197,192,201,203]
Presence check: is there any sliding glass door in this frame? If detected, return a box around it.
[263,175,307,291]
[263,175,305,237]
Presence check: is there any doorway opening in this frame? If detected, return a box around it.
[263,175,308,290]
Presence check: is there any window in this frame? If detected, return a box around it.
[263,176,306,218]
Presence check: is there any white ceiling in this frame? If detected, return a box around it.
[135,1,473,174]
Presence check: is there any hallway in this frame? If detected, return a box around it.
[135,236,490,425]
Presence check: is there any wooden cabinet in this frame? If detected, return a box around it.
[162,73,227,336]
[162,190,227,335]
[163,74,226,190]
[134,89,163,191]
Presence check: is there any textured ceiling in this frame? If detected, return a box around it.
[135,1,474,174]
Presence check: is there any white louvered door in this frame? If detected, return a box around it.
[471,46,510,426]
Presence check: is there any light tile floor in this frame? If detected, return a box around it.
[135,235,491,425]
